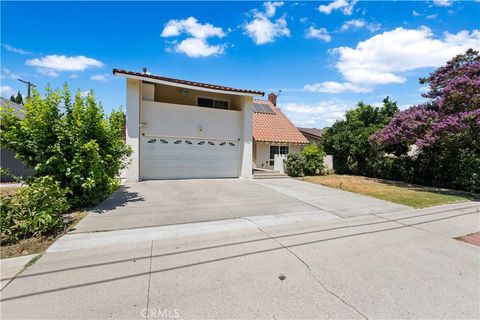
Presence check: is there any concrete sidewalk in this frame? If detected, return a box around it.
[0,254,36,291]
[1,202,479,319]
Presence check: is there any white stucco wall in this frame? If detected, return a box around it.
[323,155,333,170]
[254,143,302,169]
[240,96,253,178]
[126,79,141,181]
[143,83,155,101]
[142,101,242,139]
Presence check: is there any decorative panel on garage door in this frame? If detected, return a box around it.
[141,136,240,180]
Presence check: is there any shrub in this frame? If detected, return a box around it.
[301,144,325,176]
[285,153,306,177]
[1,176,70,243]
[0,85,132,207]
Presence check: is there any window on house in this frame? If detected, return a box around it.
[197,97,229,110]
[269,145,289,166]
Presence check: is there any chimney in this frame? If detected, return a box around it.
[268,92,277,106]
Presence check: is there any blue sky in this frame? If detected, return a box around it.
[1,0,479,128]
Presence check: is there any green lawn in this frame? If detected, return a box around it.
[303,175,479,208]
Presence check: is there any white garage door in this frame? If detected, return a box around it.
[141,136,240,180]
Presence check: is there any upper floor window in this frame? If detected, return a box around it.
[197,97,229,110]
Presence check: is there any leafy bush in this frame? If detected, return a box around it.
[1,176,70,243]
[0,85,132,207]
[285,153,306,177]
[301,144,325,175]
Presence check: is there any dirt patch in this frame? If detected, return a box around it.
[455,232,480,247]
[0,186,22,197]
[0,210,88,259]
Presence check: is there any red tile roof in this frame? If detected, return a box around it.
[113,69,264,96]
[253,100,309,144]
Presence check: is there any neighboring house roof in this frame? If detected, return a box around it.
[113,68,265,96]
[253,100,309,144]
[0,97,24,118]
[297,127,323,140]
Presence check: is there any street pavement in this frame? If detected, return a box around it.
[1,201,479,319]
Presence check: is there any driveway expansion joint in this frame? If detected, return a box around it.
[244,217,369,320]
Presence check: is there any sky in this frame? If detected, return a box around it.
[1,0,479,128]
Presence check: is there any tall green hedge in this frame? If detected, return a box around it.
[0,85,132,207]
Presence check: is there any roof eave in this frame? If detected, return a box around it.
[113,69,264,97]
[253,139,309,145]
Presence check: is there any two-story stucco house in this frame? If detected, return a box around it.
[114,69,310,181]
[114,68,264,181]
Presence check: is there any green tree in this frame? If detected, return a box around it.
[14,91,23,105]
[9,94,15,102]
[0,84,132,207]
[323,97,400,176]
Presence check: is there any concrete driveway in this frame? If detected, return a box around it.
[73,178,408,233]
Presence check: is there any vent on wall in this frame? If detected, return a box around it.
[252,103,275,114]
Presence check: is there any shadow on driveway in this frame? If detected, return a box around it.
[92,185,145,214]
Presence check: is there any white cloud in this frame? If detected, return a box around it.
[2,44,32,55]
[418,85,429,93]
[161,17,226,57]
[264,1,284,17]
[426,14,438,20]
[318,0,357,15]
[175,38,226,58]
[413,10,421,16]
[26,55,103,76]
[305,27,331,42]
[1,85,16,97]
[70,74,78,79]
[244,2,290,45]
[304,81,371,93]
[1,68,21,80]
[340,19,365,31]
[282,100,351,127]
[91,73,110,82]
[332,27,480,86]
[433,0,452,7]
[340,19,380,32]
[161,17,225,39]
[37,68,59,77]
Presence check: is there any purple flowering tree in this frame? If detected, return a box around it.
[370,49,480,192]
[372,49,480,148]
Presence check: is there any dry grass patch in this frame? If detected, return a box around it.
[303,175,479,208]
